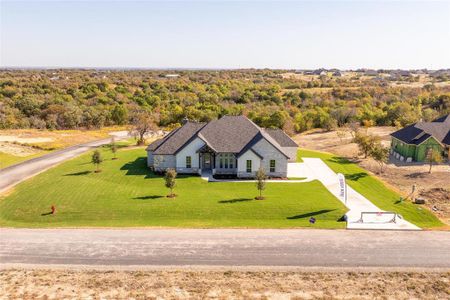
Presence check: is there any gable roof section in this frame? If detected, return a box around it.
[145,126,182,151]
[146,138,164,151]
[236,131,290,159]
[264,128,298,147]
[152,121,206,155]
[198,115,261,153]
[390,114,450,145]
[146,115,298,157]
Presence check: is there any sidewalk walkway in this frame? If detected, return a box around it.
[301,158,420,230]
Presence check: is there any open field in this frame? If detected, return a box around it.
[1,268,449,299]
[294,128,450,227]
[0,146,347,228]
[0,127,127,169]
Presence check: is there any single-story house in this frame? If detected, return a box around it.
[146,115,298,178]
[390,114,450,162]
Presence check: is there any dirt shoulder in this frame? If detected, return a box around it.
[1,268,448,299]
[294,127,450,226]
[0,127,128,170]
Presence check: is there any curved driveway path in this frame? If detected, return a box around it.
[1,229,449,268]
[0,132,129,194]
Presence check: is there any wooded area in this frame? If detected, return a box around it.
[0,69,449,134]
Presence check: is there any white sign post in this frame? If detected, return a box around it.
[337,173,347,205]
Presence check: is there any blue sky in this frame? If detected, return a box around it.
[1,1,449,69]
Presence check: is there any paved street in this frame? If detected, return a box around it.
[1,229,449,268]
[0,132,128,194]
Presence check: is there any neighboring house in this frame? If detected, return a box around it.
[313,69,328,76]
[390,114,450,162]
[146,115,298,178]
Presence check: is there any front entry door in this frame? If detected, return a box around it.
[203,153,212,170]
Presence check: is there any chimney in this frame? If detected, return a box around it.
[181,117,189,125]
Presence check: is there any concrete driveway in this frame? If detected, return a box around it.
[299,158,420,230]
[1,229,449,268]
[0,131,129,194]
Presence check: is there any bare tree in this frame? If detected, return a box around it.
[347,121,360,138]
[335,128,347,144]
[110,137,118,160]
[129,111,158,145]
[426,148,443,173]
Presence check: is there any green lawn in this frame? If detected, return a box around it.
[298,148,443,228]
[0,152,47,170]
[0,146,347,228]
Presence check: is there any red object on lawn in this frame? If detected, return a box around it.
[51,205,56,214]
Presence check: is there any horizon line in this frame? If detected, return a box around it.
[1,66,449,72]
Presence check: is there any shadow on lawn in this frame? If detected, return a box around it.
[345,172,368,181]
[219,198,253,204]
[133,195,164,200]
[121,157,158,178]
[121,158,199,180]
[329,157,354,165]
[64,171,92,176]
[287,209,335,219]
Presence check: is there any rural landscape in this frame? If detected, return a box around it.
[1,0,450,299]
[1,68,449,227]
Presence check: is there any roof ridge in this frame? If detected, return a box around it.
[151,126,182,152]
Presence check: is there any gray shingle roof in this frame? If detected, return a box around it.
[390,114,450,145]
[146,138,165,151]
[147,115,297,157]
[152,121,206,155]
[198,116,260,153]
[264,128,298,147]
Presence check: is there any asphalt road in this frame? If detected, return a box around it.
[1,229,449,268]
[0,132,128,194]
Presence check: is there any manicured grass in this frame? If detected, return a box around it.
[0,146,347,228]
[298,149,443,228]
[0,152,46,170]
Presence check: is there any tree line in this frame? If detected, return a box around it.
[1,69,449,134]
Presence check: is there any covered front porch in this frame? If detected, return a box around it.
[197,145,237,176]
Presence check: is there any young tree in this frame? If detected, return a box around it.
[110,137,118,160]
[130,111,158,145]
[353,132,378,158]
[91,150,103,173]
[347,122,360,139]
[255,167,267,200]
[426,148,443,173]
[369,142,389,173]
[335,128,347,144]
[164,168,177,198]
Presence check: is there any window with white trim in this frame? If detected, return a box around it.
[219,154,235,169]
[270,160,276,172]
[246,160,252,173]
[186,156,191,168]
